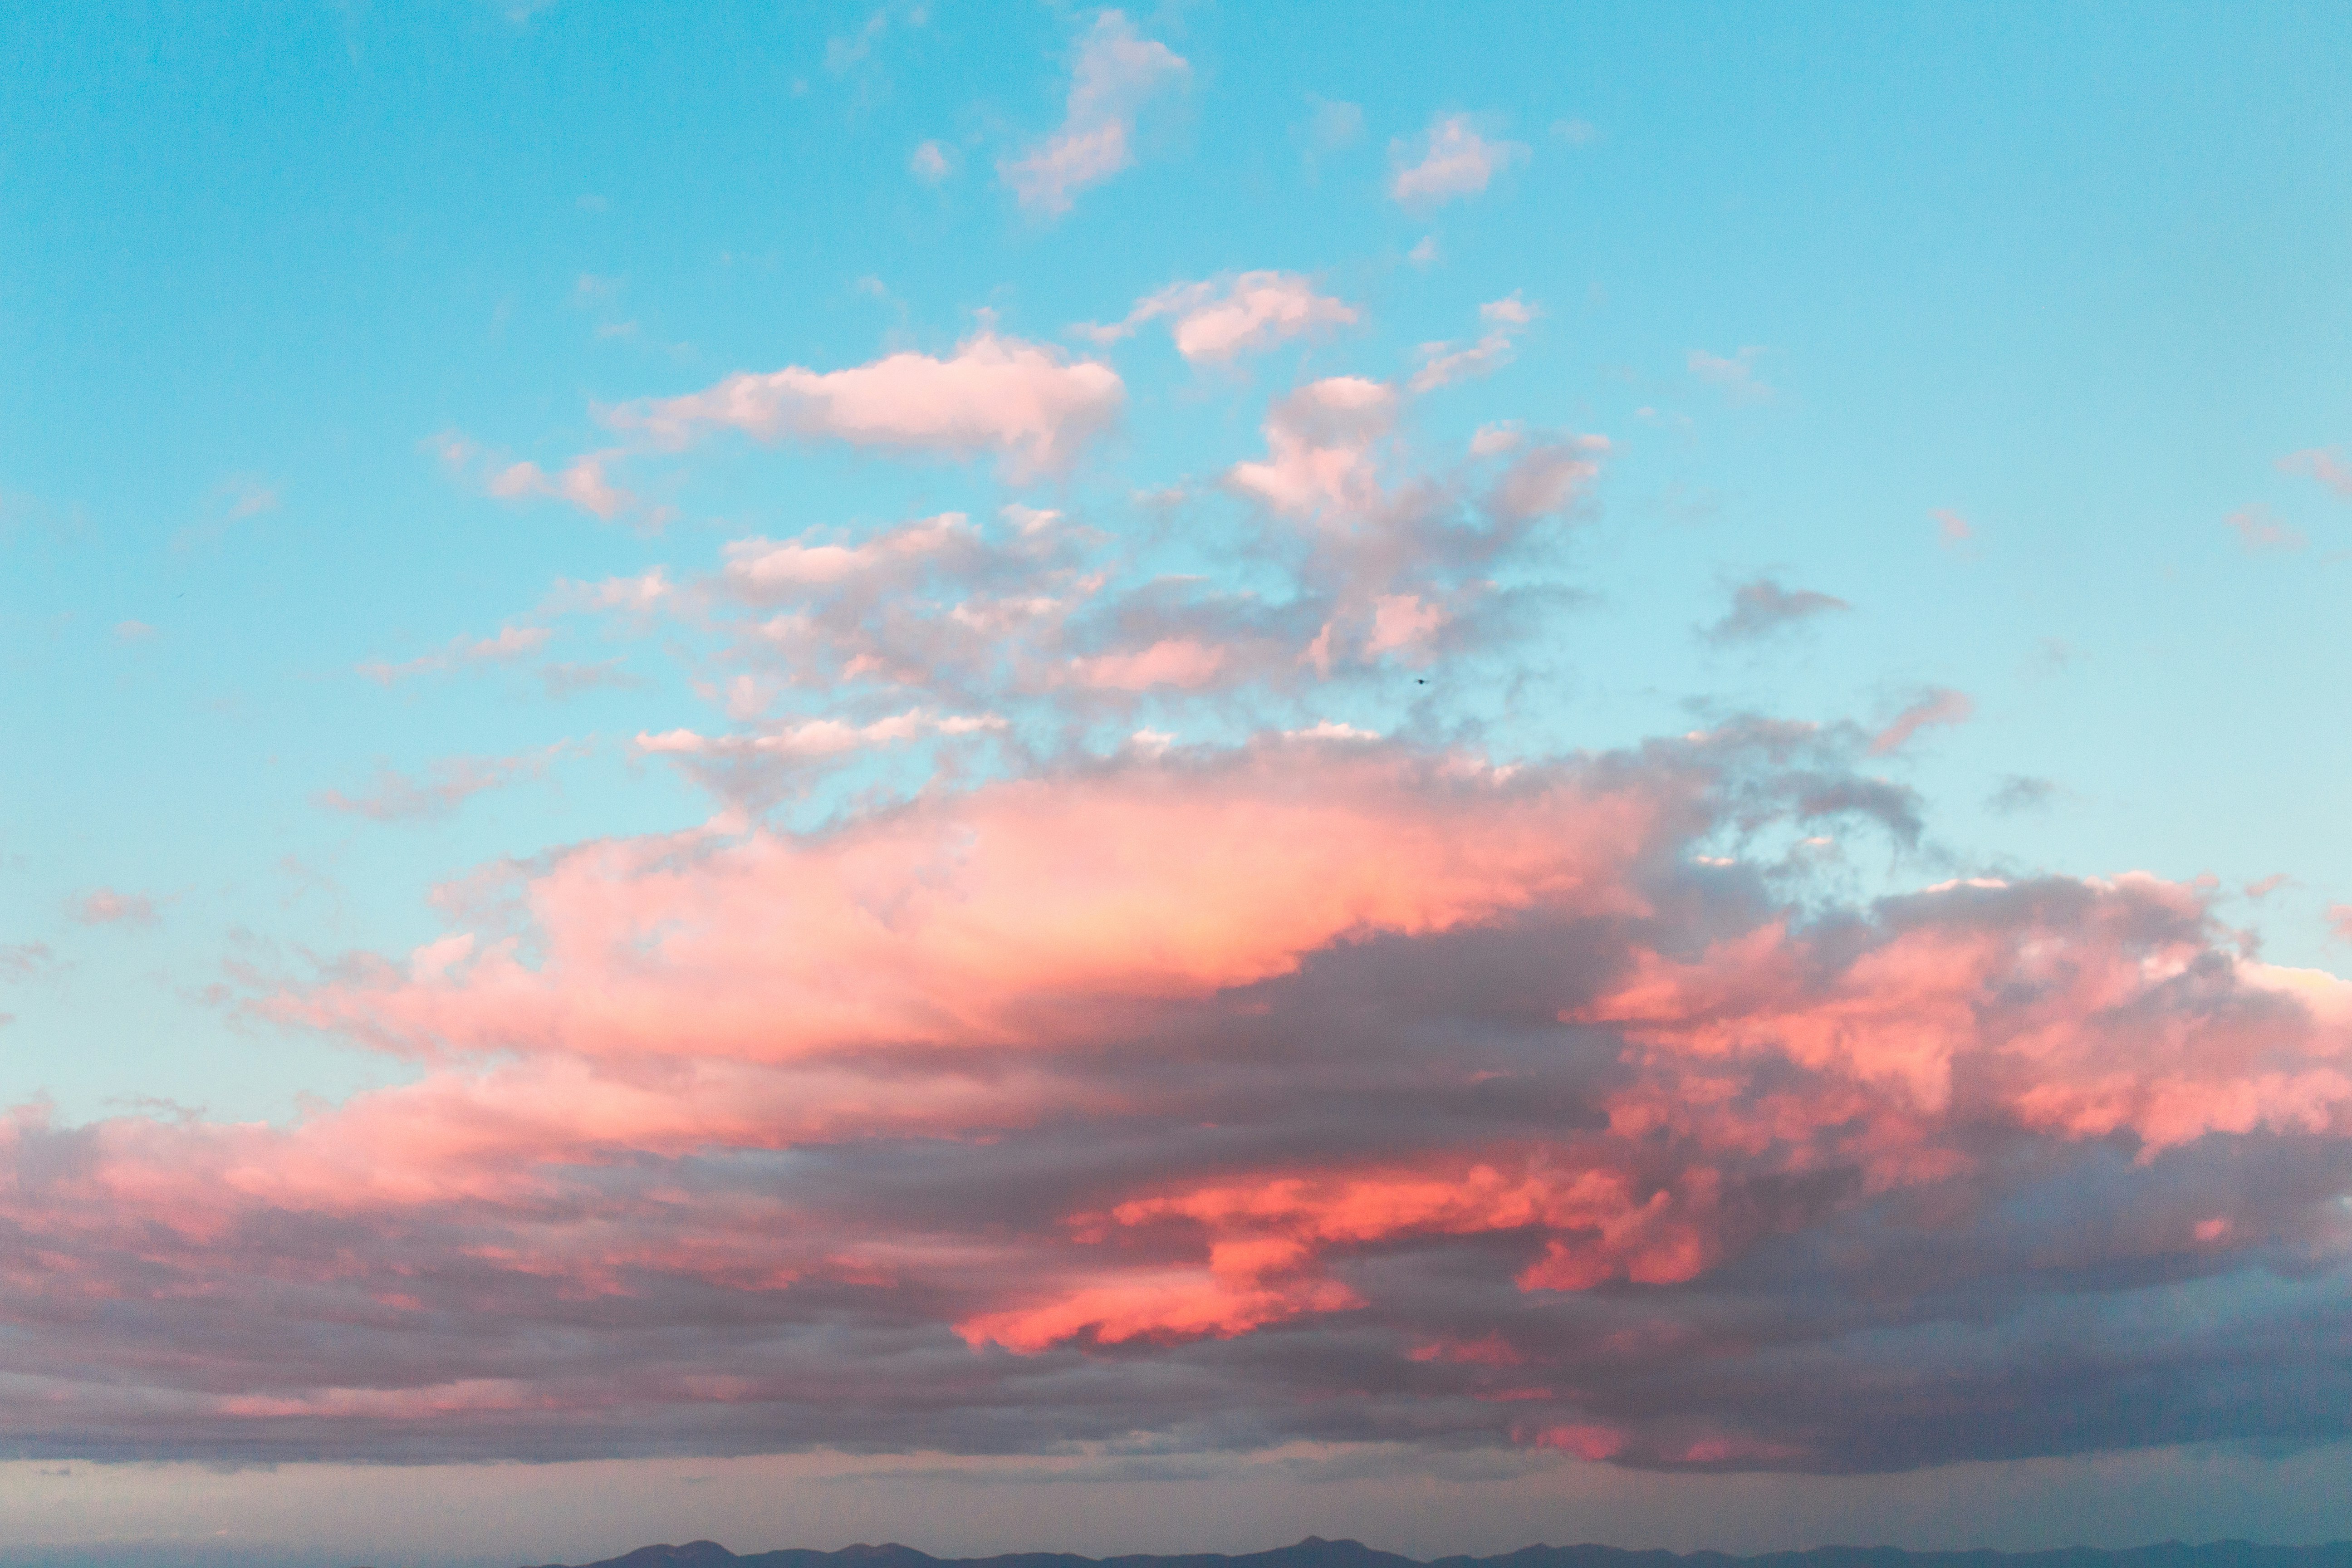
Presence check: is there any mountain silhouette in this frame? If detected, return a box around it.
[517,1537,2352,1568]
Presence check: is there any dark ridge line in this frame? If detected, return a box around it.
[517,1534,2352,1568]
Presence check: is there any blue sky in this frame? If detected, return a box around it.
[4,3,2352,1561]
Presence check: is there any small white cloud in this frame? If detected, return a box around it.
[1407,235,1440,269]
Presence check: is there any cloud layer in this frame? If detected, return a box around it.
[5,723,2351,1470]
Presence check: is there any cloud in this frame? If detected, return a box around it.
[539,659,646,700]
[4,732,2351,1472]
[1000,11,1189,217]
[1407,235,1439,269]
[113,620,156,642]
[910,140,954,183]
[608,331,1123,480]
[2278,446,2352,498]
[1078,273,1359,363]
[1485,436,1607,521]
[2226,505,2307,553]
[68,888,157,927]
[1933,508,1975,544]
[1870,688,1975,755]
[1390,115,1526,206]
[0,941,55,980]
[358,626,552,686]
[485,451,637,521]
[1303,96,1364,157]
[1409,294,1539,392]
[1702,578,1850,643]
[1985,775,2058,813]
[315,753,560,824]
[1688,348,1774,404]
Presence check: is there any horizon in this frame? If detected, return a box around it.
[5,2,2352,1564]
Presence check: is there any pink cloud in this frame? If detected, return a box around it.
[3,732,2352,1470]
[1870,688,1975,754]
[1080,272,1358,363]
[485,450,637,521]
[1390,115,1527,206]
[1225,377,1397,522]
[69,888,157,926]
[1068,637,1231,691]
[609,331,1123,479]
[999,12,1189,217]
[2278,445,2352,497]
[2226,505,2307,552]
[358,625,552,686]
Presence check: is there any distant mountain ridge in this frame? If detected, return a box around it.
[520,1535,2352,1568]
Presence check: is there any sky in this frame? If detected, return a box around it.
[4,1,2352,1563]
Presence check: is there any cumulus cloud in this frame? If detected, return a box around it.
[1000,11,1189,217]
[1079,272,1359,363]
[608,332,1123,479]
[1390,115,1526,206]
[1703,578,1850,644]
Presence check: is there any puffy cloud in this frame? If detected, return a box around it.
[68,888,157,926]
[1703,578,1851,643]
[1080,273,1359,363]
[3,732,2350,1472]
[1870,688,1975,755]
[1000,12,1189,217]
[609,332,1123,480]
[1390,115,1526,206]
[1225,377,1398,523]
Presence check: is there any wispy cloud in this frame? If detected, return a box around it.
[1078,272,1358,363]
[69,888,158,926]
[1688,347,1774,404]
[2278,445,2352,497]
[1000,11,1188,217]
[1389,114,1526,206]
[358,626,552,686]
[1702,578,1850,643]
[1871,688,1975,754]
